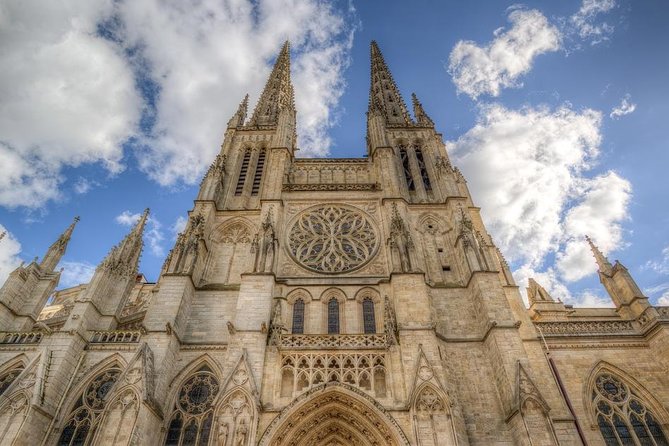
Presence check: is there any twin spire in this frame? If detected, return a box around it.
[369,41,433,127]
[229,40,433,130]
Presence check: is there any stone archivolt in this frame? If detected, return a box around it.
[260,384,410,446]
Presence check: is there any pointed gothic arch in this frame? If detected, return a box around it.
[55,355,127,446]
[162,356,223,446]
[259,383,411,446]
[584,361,669,445]
[0,354,28,397]
[207,218,256,284]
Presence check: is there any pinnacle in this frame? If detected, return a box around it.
[368,40,410,125]
[585,235,613,274]
[248,41,295,126]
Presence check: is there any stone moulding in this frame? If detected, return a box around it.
[282,183,379,192]
[536,320,637,336]
[0,331,43,344]
[90,330,142,343]
[279,333,388,350]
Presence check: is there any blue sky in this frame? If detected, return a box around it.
[1,0,668,307]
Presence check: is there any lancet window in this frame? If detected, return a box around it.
[164,366,220,446]
[292,299,305,334]
[362,298,376,334]
[414,147,431,191]
[592,372,669,446]
[57,367,122,446]
[0,366,23,396]
[234,149,251,195]
[327,298,340,334]
[251,149,266,196]
[399,146,415,191]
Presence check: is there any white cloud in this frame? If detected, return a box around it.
[58,260,96,288]
[569,0,616,45]
[0,226,22,285]
[610,94,636,119]
[448,8,561,99]
[644,246,669,275]
[0,0,142,209]
[0,0,356,207]
[447,103,632,306]
[73,177,99,195]
[115,210,164,257]
[171,216,188,238]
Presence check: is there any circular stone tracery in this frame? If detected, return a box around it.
[287,205,379,274]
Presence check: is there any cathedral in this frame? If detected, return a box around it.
[1,41,669,446]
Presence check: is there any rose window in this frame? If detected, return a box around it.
[288,205,379,273]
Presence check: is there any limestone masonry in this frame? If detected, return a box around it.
[1,41,668,446]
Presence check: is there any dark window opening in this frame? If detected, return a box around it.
[362,298,376,334]
[415,148,431,191]
[399,147,415,191]
[235,150,251,195]
[328,298,340,334]
[292,299,305,334]
[251,149,266,196]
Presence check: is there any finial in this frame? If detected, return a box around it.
[586,235,613,275]
[411,92,434,127]
[527,278,554,304]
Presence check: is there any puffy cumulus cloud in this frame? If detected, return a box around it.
[447,103,632,306]
[58,261,96,288]
[0,0,142,209]
[610,94,637,119]
[0,226,22,284]
[115,0,356,184]
[569,0,616,45]
[115,210,164,257]
[0,0,356,207]
[448,8,561,99]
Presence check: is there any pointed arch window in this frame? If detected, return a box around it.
[292,298,305,334]
[592,372,669,446]
[0,366,23,396]
[414,147,431,191]
[327,298,340,334]
[235,149,251,195]
[362,298,376,334]
[164,366,220,446]
[57,367,121,446]
[399,146,415,191]
[251,149,266,196]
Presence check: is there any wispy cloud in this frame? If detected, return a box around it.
[448,7,561,100]
[115,210,164,257]
[569,0,617,46]
[610,94,637,119]
[0,225,22,284]
[58,260,96,288]
[0,0,357,208]
[447,103,631,306]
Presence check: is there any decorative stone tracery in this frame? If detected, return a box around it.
[287,205,379,274]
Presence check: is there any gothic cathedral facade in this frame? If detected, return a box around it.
[1,42,669,446]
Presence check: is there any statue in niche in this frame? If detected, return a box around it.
[217,421,229,446]
[234,419,248,446]
[252,208,277,273]
[388,203,413,272]
[384,295,398,345]
[268,298,284,346]
[457,206,490,272]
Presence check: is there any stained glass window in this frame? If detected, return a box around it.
[292,299,305,334]
[593,372,669,446]
[362,298,376,334]
[328,298,340,334]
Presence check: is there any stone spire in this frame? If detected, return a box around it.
[227,94,249,129]
[585,235,613,276]
[248,41,295,127]
[98,209,148,278]
[369,41,411,126]
[411,93,434,127]
[39,216,79,272]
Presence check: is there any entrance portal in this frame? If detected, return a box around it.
[259,383,410,446]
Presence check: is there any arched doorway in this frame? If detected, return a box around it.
[259,383,410,446]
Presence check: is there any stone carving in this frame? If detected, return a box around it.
[283,183,379,192]
[252,208,277,273]
[536,320,636,336]
[383,296,399,345]
[268,299,285,346]
[280,353,387,398]
[163,214,205,274]
[415,386,445,412]
[279,333,388,350]
[388,204,413,272]
[457,205,491,272]
[287,205,378,274]
[218,421,230,446]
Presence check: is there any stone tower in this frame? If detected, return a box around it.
[1,41,669,446]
